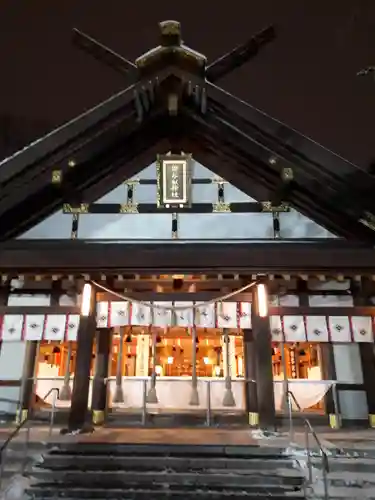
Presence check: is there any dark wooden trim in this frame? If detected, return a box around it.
[269,306,375,316]
[0,282,10,355]
[337,383,365,392]
[0,301,375,318]
[320,344,337,415]
[3,287,369,297]
[351,279,375,415]
[139,178,217,185]
[0,306,79,315]
[204,80,375,209]
[0,84,136,186]
[0,380,21,387]
[0,240,374,274]
[62,202,277,215]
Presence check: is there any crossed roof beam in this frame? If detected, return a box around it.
[72,24,275,84]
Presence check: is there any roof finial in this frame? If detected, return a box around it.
[159,20,181,47]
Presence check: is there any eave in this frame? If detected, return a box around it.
[0,240,374,275]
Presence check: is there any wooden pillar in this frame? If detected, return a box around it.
[351,278,375,427]
[0,280,10,355]
[243,328,258,426]
[92,328,112,425]
[18,341,38,422]
[66,288,96,432]
[251,288,276,429]
[320,344,338,425]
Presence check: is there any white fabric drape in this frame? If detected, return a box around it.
[1,315,24,341]
[109,301,129,327]
[174,302,194,327]
[273,380,333,411]
[283,315,306,342]
[328,316,351,342]
[217,302,238,329]
[352,316,373,343]
[305,316,329,342]
[44,314,66,341]
[65,314,80,341]
[24,314,45,341]
[270,316,283,341]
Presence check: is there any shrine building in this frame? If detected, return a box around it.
[0,21,375,431]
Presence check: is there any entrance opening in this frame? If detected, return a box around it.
[35,333,327,415]
[272,342,325,413]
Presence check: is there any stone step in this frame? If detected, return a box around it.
[47,443,287,458]
[330,448,375,459]
[311,456,375,473]
[37,454,297,472]
[327,470,375,486]
[26,484,305,499]
[311,484,375,499]
[28,469,304,488]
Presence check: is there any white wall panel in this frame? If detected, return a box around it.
[0,294,50,415]
[18,162,336,241]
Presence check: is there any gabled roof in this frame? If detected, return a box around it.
[1,21,375,242]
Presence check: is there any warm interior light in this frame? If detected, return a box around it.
[155,365,162,375]
[237,356,244,377]
[214,365,221,377]
[203,357,210,365]
[167,356,174,365]
[80,283,93,317]
[257,283,268,318]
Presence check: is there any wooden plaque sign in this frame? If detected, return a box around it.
[156,154,193,208]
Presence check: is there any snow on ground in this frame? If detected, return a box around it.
[0,474,30,500]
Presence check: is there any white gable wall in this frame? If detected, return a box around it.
[19,163,335,241]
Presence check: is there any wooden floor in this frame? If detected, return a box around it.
[76,428,260,445]
[2,425,375,450]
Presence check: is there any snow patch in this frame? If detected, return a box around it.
[250,429,286,440]
[0,474,30,500]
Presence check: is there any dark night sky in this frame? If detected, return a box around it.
[1,0,375,167]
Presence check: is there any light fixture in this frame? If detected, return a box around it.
[155,365,162,375]
[203,357,209,365]
[167,356,174,364]
[80,283,93,317]
[256,283,268,318]
[214,366,221,377]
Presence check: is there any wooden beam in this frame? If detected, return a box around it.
[0,306,79,315]
[269,306,375,316]
[62,202,288,215]
[0,240,374,274]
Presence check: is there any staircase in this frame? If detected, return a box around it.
[308,445,375,499]
[26,442,306,499]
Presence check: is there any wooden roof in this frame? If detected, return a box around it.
[0,21,375,243]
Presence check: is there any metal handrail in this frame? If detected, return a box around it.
[0,387,59,488]
[287,390,329,500]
